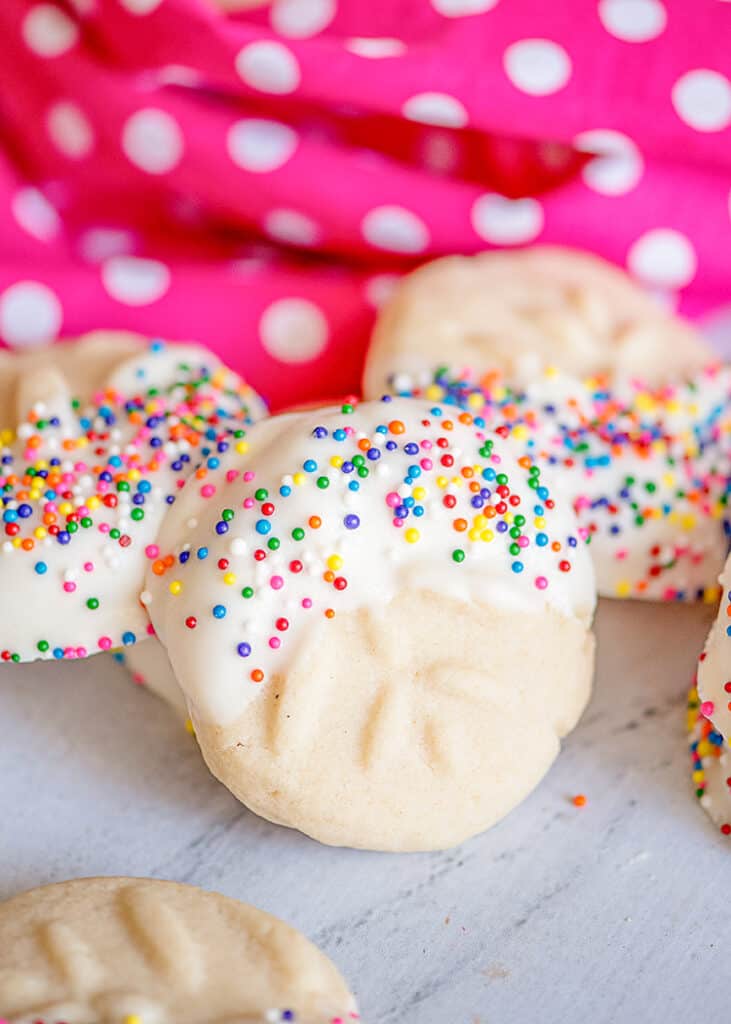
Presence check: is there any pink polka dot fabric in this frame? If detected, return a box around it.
[2,0,731,409]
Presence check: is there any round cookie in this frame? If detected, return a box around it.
[381,365,731,602]
[144,398,596,851]
[0,333,266,663]
[696,553,731,739]
[363,246,711,399]
[688,685,731,837]
[115,635,189,723]
[0,876,358,1024]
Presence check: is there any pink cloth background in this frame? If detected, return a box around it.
[2,0,731,410]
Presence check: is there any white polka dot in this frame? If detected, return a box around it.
[11,188,61,242]
[364,274,401,307]
[270,0,335,37]
[101,256,170,305]
[431,0,499,15]
[22,4,78,57]
[420,130,460,173]
[118,0,163,12]
[402,92,468,128]
[153,65,201,88]
[121,109,184,174]
[503,38,571,96]
[260,298,329,363]
[361,206,429,254]
[574,129,644,196]
[263,208,320,246]
[344,37,406,58]
[672,69,731,132]
[627,229,697,288]
[79,227,135,263]
[227,119,298,173]
[235,41,301,95]
[598,0,666,42]
[0,281,62,348]
[47,101,94,159]
[471,193,543,245]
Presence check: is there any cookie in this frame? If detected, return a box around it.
[0,877,358,1024]
[363,247,711,399]
[696,553,731,740]
[115,635,189,722]
[688,685,731,836]
[379,365,731,602]
[143,397,596,851]
[0,333,266,663]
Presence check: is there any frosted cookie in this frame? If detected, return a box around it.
[688,685,731,837]
[0,333,266,664]
[697,553,731,740]
[363,246,711,398]
[381,366,731,602]
[0,876,358,1024]
[144,398,596,851]
[115,634,189,722]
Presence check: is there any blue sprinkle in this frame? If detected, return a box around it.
[237,642,251,658]
[213,604,227,619]
[255,519,271,535]
[122,632,136,646]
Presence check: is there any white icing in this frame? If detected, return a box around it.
[697,553,731,740]
[146,398,596,726]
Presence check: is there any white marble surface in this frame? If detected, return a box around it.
[2,598,727,1023]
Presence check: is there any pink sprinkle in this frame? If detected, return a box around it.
[420,440,433,449]
[243,497,255,509]
[145,544,159,559]
[226,469,238,482]
[99,523,110,534]
[146,623,156,636]
[201,484,216,498]
[491,454,501,464]
[98,636,112,650]
[270,575,284,590]
[517,536,529,548]
[243,470,255,482]
[77,647,87,658]
[386,491,401,508]
[83,561,94,572]
[302,597,312,609]
[615,549,628,560]
[392,517,404,528]
[420,458,433,470]
[269,637,281,649]
[535,576,548,590]
[63,582,76,593]
[701,700,715,717]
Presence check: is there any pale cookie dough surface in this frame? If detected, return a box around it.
[697,553,731,740]
[117,635,189,722]
[688,686,731,837]
[0,877,357,1024]
[0,333,266,663]
[385,366,731,602]
[363,247,711,398]
[145,398,596,850]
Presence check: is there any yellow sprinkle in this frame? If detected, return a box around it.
[412,486,426,501]
[635,394,655,412]
[703,584,721,604]
[467,392,484,409]
[473,514,487,530]
[59,501,73,516]
[450,476,463,487]
[293,472,305,486]
[436,476,448,489]
[223,571,236,585]
[512,424,529,441]
[0,429,14,444]
[660,472,675,489]
[128,468,141,481]
[534,516,546,529]
[468,528,480,542]
[327,554,343,571]
[425,384,444,401]
[169,580,182,595]
[125,1016,142,1024]
[11,537,21,548]
[615,580,631,598]
[544,365,559,379]
[480,529,494,542]
[34,527,46,539]
[184,718,196,736]
[404,528,420,544]
[235,440,249,455]
[681,514,697,530]
[330,455,343,468]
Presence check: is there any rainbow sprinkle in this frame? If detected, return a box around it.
[688,681,731,836]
